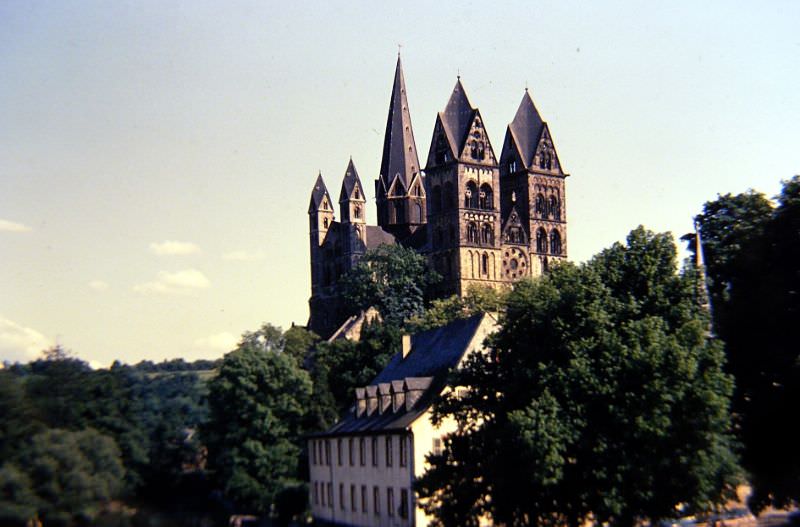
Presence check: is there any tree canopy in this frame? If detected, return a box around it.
[417,227,740,527]
[694,176,800,512]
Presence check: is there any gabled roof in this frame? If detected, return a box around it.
[440,78,477,155]
[308,172,332,213]
[339,158,364,202]
[507,90,545,169]
[313,313,497,437]
[379,55,421,192]
[365,225,397,250]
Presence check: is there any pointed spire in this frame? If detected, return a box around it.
[440,78,475,154]
[309,172,332,213]
[379,55,420,190]
[339,158,364,202]
[508,90,545,169]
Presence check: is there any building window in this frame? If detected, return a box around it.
[399,437,407,467]
[323,217,329,229]
[464,181,478,208]
[549,195,561,220]
[372,437,379,466]
[321,481,326,507]
[482,253,489,275]
[481,223,493,245]
[387,487,395,517]
[313,482,319,505]
[354,205,361,219]
[433,438,443,455]
[535,193,546,218]
[361,485,367,513]
[340,483,345,511]
[359,437,365,466]
[327,482,333,509]
[325,440,331,466]
[373,486,380,515]
[351,484,357,511]
[355,187,360,199]
[337,439,342,466]
[386,436,393,467]
[536,228,548,253]
[550,230,562,255]
[400,489,409,519]
[349,438,354,466]
[479,183,493,209]
[467,222,478,243]
[311,441,316,465]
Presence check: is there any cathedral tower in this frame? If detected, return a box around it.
[338,158,368,267]
[498,89,568,275]
[424,78,503,295]
[375,55,426,240]
[308,173,334,297]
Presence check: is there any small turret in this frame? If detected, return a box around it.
[339,158,366,225]
[309,172,334,246]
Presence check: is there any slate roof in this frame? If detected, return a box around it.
[313,314,491,437]
[308,172,332,213]
[379,55,421,192]
[440,78,476,155]
[338,158,363,202]
[365,226,397,250]
[508,90,545,169]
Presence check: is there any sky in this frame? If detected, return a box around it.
[1,1,798,367]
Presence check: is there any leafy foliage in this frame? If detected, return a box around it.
[694,177,800,511]
[204,334,313,513]
[339,243,440,326]
[417,227,740,527]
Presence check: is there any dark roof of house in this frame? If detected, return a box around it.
[339,158,363,202]
[379,55,421,193]
[365,225,397,250]
[508,90,545,169]
[308,173,332,213]
[440,78,476,155]
[312,314,490,437]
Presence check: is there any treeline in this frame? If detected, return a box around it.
[0,349,212,526]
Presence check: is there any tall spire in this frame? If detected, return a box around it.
[508,90,544,169]
[379,54,420,189]
[440,78,476,154]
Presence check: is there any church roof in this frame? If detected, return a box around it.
[312,313,495,437]
[339,158,363,202]
[308,172,332,213]
[365,225,397,250]
[439,78,476,155]
[508,90,545,168]
[379,55,421,192]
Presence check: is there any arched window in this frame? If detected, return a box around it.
[323,217,329,229]
[464,181,479,209]
[535,194,546,218]
[536,228,547,253]
[481,253,489,275]
[467,222,479,243]
[354,206,361,219]
[411,202,422,223]
[479,184,493,210]
[481,223,493,245]
[354,187,360,199]
[443,182,455,211]
[550,230,562,255]
[393,200,405,223]
[431,186,442,214]
[549,196,560,220]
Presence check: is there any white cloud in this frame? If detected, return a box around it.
[0,219,32,232]
[149,240,200,256]
[88,280,109,291]
[194,332,238,352]
[0,316,52,364]
[133,268,211,294]
[222,250,265,261]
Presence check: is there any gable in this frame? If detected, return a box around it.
[458,110,496,164]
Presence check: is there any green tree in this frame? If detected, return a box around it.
[339,244,440,326]
[417,227,740,527]
[695,177,800,511]
[407,284,509,332]
[11,428,125,527]
[204,337,313,513]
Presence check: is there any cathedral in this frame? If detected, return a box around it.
[308,56,568,338]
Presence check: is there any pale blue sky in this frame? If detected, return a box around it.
[1,1,798,366]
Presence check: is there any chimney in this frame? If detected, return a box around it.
[402,334,412,358]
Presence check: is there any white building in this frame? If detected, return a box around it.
[308,313,498,526]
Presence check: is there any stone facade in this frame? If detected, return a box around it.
[308,56,569,338]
